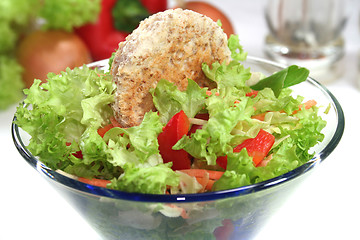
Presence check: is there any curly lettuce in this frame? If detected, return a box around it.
[15,66,116,171]
[0,56,24,110]
[39,0,101,31]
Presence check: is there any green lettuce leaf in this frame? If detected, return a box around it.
[227,34,247,62]
[151,79,208,124]
[212,150,254,191]
[174,95,254,165]
[15,66,116,171]
[250,65,309,97]
[0,55,24,110]
[202,61,251,90]
[108,163,179,194]
[39,0,101,31]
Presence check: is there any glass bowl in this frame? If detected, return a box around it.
[11,56,345,240]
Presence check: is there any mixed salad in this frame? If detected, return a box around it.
[15,35,326,195]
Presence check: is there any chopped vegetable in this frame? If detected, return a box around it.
[250,65,310,97]
[0,0,101,110]
[158,110,192,170]
[78,177,111,188]
[75,0,129,61]
[0,56,24,110]
[38,0,101,31]
[16,30,92,88]
[233,129,275,166]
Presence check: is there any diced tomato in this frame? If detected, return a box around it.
[158,110,191,170]
[233,129,275,166]
[213,219,235,240]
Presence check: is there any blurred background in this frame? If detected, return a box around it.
[1,1,359,240]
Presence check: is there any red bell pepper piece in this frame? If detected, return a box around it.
[216,155,227,170]
[75,0,128,60]
[216,129,275,168]
[75,0,167,61]
[158,110,192,170]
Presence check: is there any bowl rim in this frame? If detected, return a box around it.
[11,56,345,203]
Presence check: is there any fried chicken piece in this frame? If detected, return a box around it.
[111,8,231,127]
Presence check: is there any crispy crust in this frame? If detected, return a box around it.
[111,8,231,127]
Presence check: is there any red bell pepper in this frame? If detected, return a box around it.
[216,129,275,169]
[75,0,128,60]
[75,0,167,61]
[141,0,167,14]
[158,110,192,170]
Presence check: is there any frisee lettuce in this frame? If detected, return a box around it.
[15,66,116,173]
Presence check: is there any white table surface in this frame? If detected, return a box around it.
[1,1,360,239]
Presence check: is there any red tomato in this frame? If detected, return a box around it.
[181,1,235,38]
[158,110,192,170]
[17,30,92,88]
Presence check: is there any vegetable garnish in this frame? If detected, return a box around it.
[250,65,310,97]
[15,33,326,195]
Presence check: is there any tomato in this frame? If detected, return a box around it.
[181,1,235,38]
[17,30,92,88]
[158,110,192,170]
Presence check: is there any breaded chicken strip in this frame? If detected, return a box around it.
[111,8,231,127]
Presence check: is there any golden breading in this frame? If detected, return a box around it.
[111,8,231,127]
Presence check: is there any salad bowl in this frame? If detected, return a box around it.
[12,56,344,240]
